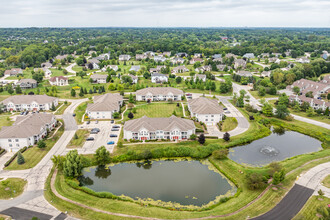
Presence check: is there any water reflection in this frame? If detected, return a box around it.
[95,166,112,179]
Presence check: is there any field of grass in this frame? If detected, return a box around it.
[50,68,74,77]
[0,178,27,199]
[322,175,330,188]
[55,102,72,115]
[0,115,14,130]
[294,196,330,220]
[221,117,238,132]
[74,101,91,124]
[5,121,64,170]
[123,102,183,121]
[249,90,279,100]
[67,130,89,148]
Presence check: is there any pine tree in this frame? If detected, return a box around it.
[79,87,84,97]
[198,134,205,145]
[223,132,230,141]
[71,88,76,97]
[128,112,134,119]
[17,152,25,165]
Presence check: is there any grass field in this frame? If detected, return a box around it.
[294,196,330,220]
[249,90,279,100]
[55,102,72,115]
[123,102,183,121]
[322,175,330,188]
[74,101,90,124]
[0,115,14,130]
[5,121,64,170]
[0,178,27,199]
[67,130,89,148]
[221,117,238,132]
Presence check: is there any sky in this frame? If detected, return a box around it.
[0,0,329,27]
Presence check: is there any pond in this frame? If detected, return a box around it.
[78,160,236,207]
[228,127,323,166]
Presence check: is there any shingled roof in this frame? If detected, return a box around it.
[1,95,57,105]
[86,93,123,112]
[136,87,184,96]
[188,97,223,114]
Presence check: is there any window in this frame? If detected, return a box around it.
[16,144,19,147]
[211,115,214,117]
[206,119,208,121]
[9,144,12,147]
[16,139,19,142]
[8,139,11,142]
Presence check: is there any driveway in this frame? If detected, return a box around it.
[65,63,77,75]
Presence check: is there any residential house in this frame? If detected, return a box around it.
[272,53,282,57]
[34,68,51,78]
[4,68,23,77]
[41,62,52,68]
[261,71,271,77]
[194,53,202,58]
[162,52,171,57]
[16,79,38,89]
[234,59,247,69]
[90,74,107,84]
[195,65,211,73]
[154,56,166,63]
[289,95,330,111]
[225,53,238,59]
[119,55,131,61]
[55,55,67,60]
[296,57,310,64]
[176,52,188,58]
[136,54,147,60]
[151,73,168,83]
[86,93,123,119]
[194,74,207,82]
[123,115,195,141]
[213,58,223,63]
[95,53,110,61]
[269,57,281,64]
[144,51,155,57]
[0,113,57,152]
[49,76,69,86]
[243,53,255,59]
[286,79,330,98]
[86,58,100,69]
[236,70,253,77]
[212,54,222,59]
[260,53,270,58]
[150,66,166,73]
[129,65,140,72]
[190,58,203,64]
[102,65,118,72]
[1,95,58,112]
[187,97,224,126]
[170,57,185,65]
[320,75,330,85]
[172,65,189,74]
[216,65,231,71]
[136,87,184,101]
[321,51,329,60]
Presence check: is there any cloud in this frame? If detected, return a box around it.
[0,0,329,27]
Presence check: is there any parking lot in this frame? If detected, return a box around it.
[77,121,121,154]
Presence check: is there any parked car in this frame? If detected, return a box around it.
[92,128,100,132]
[111,128,119,131]
[111,120,114,124]
[223,107,228,110]
[109,134,118,137]
[112,125,120,128]
[86,137,94,141]
[107,141,115,145]
[86,121,90,124]
[224,111,230,114]
[20,112,24,115]
[73,113,76,117]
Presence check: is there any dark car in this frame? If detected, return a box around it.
[112,125,120,128]
[111,120,114,124]
[109,134,118,137]
[86,137,94,141]
[73,113,76,117]
[111,128,119,131]
[20,112,24,115]
[223,107,228,110]
[92,128,100,132]
[86,121,90,124]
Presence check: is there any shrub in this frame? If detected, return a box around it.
[246,172,266,190]
[272,169,285,185]
[190,134,197,140]
[212,148,229,160]
[37,140,46,149]
[17,152,25,165]
[223,132,230,141]
[198,134,205,144]
[117,141,124,148]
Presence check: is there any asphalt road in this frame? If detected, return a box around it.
[252,184,314,220]
[1,207,53,220]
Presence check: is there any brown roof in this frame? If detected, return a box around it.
[136,87,183,96]
[124,115,195,132]
[1,95,57,105]
[188,97,223,114]
[86,93,123,112]
[49,76,68,82]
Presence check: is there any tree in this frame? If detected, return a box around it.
[190,134,197,140]
[318,189,324,197]
[198,134,205,145]
[212,148,229,159]
[37,140,46,149]
[128,93,134,103]
[275,104,290,119]
[94,146,111,166]
[258,86,266,96]
[74,133,78,139]
[15,85,22,94]
[71,88,76,97]
[292,86,300,95]
[79,87,84,97]
[223,132,230,141]
[63,150,83,178]
[272,169,286,185]
[246,172,266,190]
[176,76,182,84]
[128,112,134,119]
[113,112,120,118]
[51,102,56,111]
[17,152,25,165]
[306,107,315,117]
[324,107,329,116]
[268,162,282,177]
[262,103,273,117]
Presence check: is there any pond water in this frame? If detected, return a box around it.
[228,127,323,166]
[78,160,236,206]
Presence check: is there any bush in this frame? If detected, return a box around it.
[17,152,25,165]
[190,134,197,140]
[117,141,124,148]
[223,132,230,141]
[37,140,46,149]
[212,148,229,160]
[272,169,285,185]
[246,172,267,190]
[198,134,205,144]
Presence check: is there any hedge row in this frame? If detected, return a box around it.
[4,146,28,167]
[0,148,6,157]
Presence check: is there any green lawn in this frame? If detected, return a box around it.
[0,178,27,199]
[124,102,183,121]
[51,69,74,77]
[294,196,330,220]
[67,130,89,148]
[0,115,14,130]
[74,101,91,125]
[55,102,72,115]
[249,90,279,100]
[221,117,238,132]
[5,121,64,170]
[322,175,330,188]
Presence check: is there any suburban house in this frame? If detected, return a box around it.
[225,53,238,59]
[86,58,100,69]
[95,53,110,61]
[136,54,147,60]
[151,73,168,83]
[16,79,38,89]
[236,70,253,77]
[150,66,166,73]
[55,55,68,60]
[260,53,270,58]
[102,65,118,72]
[212,54,222,59]
[234,59,247,69]
[1,95,58,112]
[0,113,57,152]
[286,79,330,98]
[176,52,188,58]
[119,55,131,61]
[188,97,224,126]
[162,52,171,57]
[144,51,155,57]
[261,71,271,77]
[123,115,196,141]
[136,87,184,101]
[195,65,211,73]
[130,65,140,72]
[272,53,282,57]
[172,65,189,74]
[243,53,255,59]
[154,56,166,63]
[41,62,52,68]
[194,53,202,58]
[4,68,23,77]
[213,58,223,63]
[216,64,231,71]
[86,93,123,119]
[170,57,185,64]
[269,57,281,64]
[122,74,138,84]
[90,74,107,84]
[289,95,330,111]
[194,74,207,82]
[34,68,52,78]
[296,57,310,63]
[190,58,203,64]
[320,75,330,85]
[49,76,69,86]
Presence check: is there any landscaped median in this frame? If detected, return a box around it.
[0,178,27,199]
[67,129,89,148]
